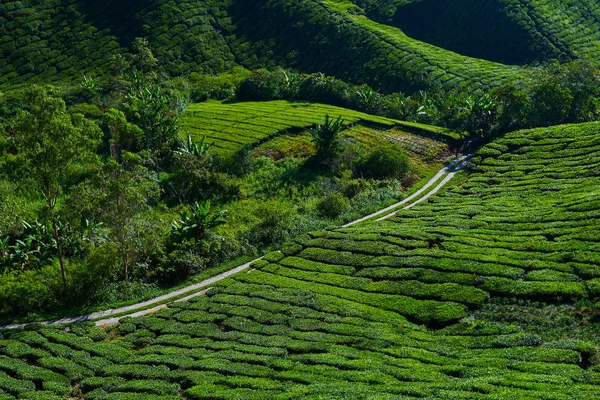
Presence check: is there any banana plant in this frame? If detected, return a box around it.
[171,200,228,241]
[174,134,212,158]
[357,84,375,106]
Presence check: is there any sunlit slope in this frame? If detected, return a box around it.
[181,100,456,155]
[229,0,533,93]
[2,123,600,398]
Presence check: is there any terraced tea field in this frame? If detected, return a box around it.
[2,122,600,398]
[181,100,457,156]
[255,124,451,161]
[4,0,600,92]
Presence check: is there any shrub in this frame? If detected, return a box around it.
[156,249,210,284]
[0,265,61,316]
[307,114,345,164]
[295,73,353,107]
[317,192,350,218]
[341,178,368,199]
[358,145,412,180]
[236,69,288,101]
[246,201,296,248]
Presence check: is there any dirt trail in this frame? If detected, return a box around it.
[344,155,471,226]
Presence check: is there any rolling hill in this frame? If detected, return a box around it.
[2,121,600,398]
[2,0,600,92]
[181,100,457,156]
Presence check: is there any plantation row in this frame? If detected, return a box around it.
[181,100,449,155]
[0,0,121,88]
[0,0,237,88]
[229,0,533,94]
[2,122,600,398]
[1,287,599,399]
[500,0,600,60]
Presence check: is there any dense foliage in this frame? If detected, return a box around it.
[0,40,449,318]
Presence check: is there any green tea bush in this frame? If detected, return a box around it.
[358,145,412,180]
[37,357,93,381]
[0,370,35,395]
[236,69,288,101]
[114,380,181,396]
[317,192,350,218]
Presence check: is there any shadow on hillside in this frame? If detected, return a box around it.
[75,0,147,48]
[369,0,557,65]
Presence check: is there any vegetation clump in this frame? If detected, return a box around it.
[358,145,412,181]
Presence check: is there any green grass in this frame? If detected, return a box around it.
[2,122,600,398]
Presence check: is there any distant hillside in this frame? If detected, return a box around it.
[351,0,600,65]
[2,0,600,92]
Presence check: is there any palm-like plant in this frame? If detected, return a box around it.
[357,84,375,106]
[171,200,227,241]
[174,135,211,158]
[307,114,345,160]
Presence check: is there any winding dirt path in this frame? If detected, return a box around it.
[344,154,472,226]
[0,155,471,330]
[377,156,472,220]
[0,259,262,329]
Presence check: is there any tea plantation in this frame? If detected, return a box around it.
[2,122,600,398]
[3,0,600,92]
[181,100,456,156]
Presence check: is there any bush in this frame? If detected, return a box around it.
[317,192,350,218]
[341,178,368,199]
[236,69,288,101]
[246,201,312,249]
[94,281,162,305]
[295,73,353,107]
[358,146,412,180]
[0,265,61,316]
[156,249,209,284]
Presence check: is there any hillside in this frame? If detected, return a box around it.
[181,100,457,156]
[2,122,600,398]
[351,0,600,64]
[3,0,600,92]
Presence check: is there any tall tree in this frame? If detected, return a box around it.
[13,86,101,289]
[67,156,160,281]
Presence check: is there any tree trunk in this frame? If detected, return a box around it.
[122,246,128,282]
[51,218,68,291]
